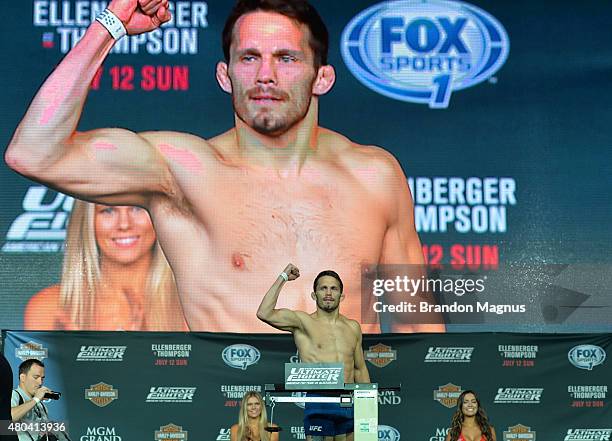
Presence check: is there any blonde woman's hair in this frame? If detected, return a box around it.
[237,391,270,441]
[59,200,185,330]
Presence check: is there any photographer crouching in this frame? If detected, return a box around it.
[10,359,70,441]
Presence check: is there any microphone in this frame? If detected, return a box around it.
[43,391,61,400]
[265,426,282,433]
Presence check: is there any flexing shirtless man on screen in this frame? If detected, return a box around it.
[5,0,443,332]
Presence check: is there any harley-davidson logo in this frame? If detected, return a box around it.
[15,341,48,361]
[155,423,188,440]
[433,383,463,408]
[365,343,397,368]
[503,424,536,441]
[85,382,119,407]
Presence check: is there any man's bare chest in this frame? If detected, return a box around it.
[298,322,357,355]
[191,172,386,251]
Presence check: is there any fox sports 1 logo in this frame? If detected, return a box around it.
[341,0,510,108]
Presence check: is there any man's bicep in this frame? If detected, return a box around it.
[380,165,446,331]
[380,169,424,265]
[381,221,424,265]
[368,148,423,265]
[35,128,178,207]
[265,308,304,332]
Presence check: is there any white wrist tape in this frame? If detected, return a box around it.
[33,397,41,404]
[96,9,127,40]
[280,272,289,282]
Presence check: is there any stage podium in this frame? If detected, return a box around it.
[263,363,380,441]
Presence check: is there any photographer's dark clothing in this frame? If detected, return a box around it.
[0,355,18,441]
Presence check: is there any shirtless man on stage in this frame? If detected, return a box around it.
[5,0,443,333]
[257,263,369,440]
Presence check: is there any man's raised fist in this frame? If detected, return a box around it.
[107,0,171,35]
[283,263,300,281]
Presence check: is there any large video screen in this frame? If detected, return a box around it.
[1,0,610,332]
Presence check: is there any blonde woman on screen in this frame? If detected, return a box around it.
[231,392,278,441]
[24,200,187,330]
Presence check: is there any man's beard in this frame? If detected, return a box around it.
[317,298,339,312]
[251,111,292,135]
[237,100,311,136]
[233,83,313,136]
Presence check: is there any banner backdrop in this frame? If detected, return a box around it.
[3,331,610,440]
[1,0,611,331]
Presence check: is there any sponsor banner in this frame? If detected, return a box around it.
[569,385,607,409]
[26,0,210,97]
[499,345,538,368]
[502,424,536,441]
[2,187,73,253]
[409,177,517,235]
[284,363,344,389]
[146,387,196,403]
[216,428,230,441]
[220,384,262,399]
[222,344,261,370]
[155,424,188,441]
[3,330,611,440]
[341,0,510,108]
[564,429,612,441]
[80,426,122,441]
[378,390,402,406]
[291,426,305,440]
[221,384,262,406]
[568,345,606,371]
[15,341,48,361]
[433,383,463,408]
[494,388,543,404]
[365,343,397,367]
[32,0,209,56]
[425,347,473,363]
[378,425,401,441]
[152,343,191,366]
[76,346,126,362]
[85,382,119,407]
